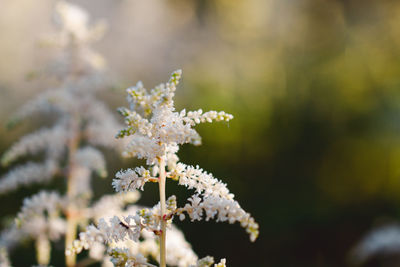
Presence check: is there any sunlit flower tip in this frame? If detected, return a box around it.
[190,256,214,267]
[166,195,177,213]
[214,259,227,267]
[108,248,150,267]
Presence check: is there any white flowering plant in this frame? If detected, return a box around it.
[68,70,259,267]
[0,1,259,267]
[0,2,191,267]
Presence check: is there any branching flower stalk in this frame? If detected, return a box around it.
[0,2,202,267]
[0,1,124,266]
[158,157,167,267]
[0,1,259,266]
[65,115,81,266]
[69,70,260,266]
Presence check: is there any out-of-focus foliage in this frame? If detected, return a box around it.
[2,0,400,266]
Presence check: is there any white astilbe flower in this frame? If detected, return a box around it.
[108,248,154,267]
[167,164,259,242]
[190,256,226,267]
[69,197,182,251]
[183,109,233,126]
[214,259,227,267]
[164,225,198,267]
[54,0,106,44]
[100,216,143,244]
[179,195,259,242]
[116,70,232,165]
[0,161,58,194]
[165,144,180,171]
[350,224,400,264]
[9,89,75,124]
[70,216,198,267]
[113,167,154,192]
[89,242,107,261]
[110,225,198,267]
[190,256,214,267]
[67,215,142,255]
[85,101,125,149]
[105,70,258,265]
[86,118,126,149]
[83,210,191,266]
[16,191,66,240]
[89,192,141,221]
[150,107,201,146]
[122,134,164,165]
[68,210,151,255]
[44,1,107,73]
[1,124,68,166]
[0,2,131,266]
[76,146,107,178]
[116,109,153,138]
[169,163,234,200]
[54,0,90,41]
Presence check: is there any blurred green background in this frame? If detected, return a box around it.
[3,0,400,266]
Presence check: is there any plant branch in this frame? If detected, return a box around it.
[65,117,80,267]
[158,156,167,267]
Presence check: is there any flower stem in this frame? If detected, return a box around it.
[65,118,80,267]
[36,234,50,265]
[158,157,167,267]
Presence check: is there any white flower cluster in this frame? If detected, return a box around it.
[169,163,234,200]
[2,192,66,265]
[0,0,122,194]
[2,190,194,266]
[101,70,257,265]
[69,194,199,266]
[108,247,152,267]
[163,225,197,267]
[85,101,127,149]
[75,146,107,178]
[113,71,258,243]
[183,110,233,126]
[351,224,400,264]
[116,70,233,165]
[45,0,107,73]
[0,2,126,266]
[113,167,156,192]
[0,161,58,194]
[1,123,68,166]
[190,256,226,267]
[16,191,66,241]
[68,213,154,254]
[177,195,259,242]
[89,192,141,221]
